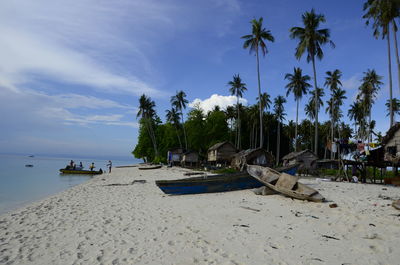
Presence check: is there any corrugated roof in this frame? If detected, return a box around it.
[208,141,235,151]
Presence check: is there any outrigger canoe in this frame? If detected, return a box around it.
[155,164,298,195]
[247,166,324,202]
[139,165,162,170]
[59,168,103,175]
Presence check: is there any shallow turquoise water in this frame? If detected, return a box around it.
[0,154,140,215]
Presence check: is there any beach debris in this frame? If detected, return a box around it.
[369,223,376,227]
[240,206,261,212]
[233,224,250,228]
[183,172,205,176]
[382,188,387,190]
[329,203,338,208]
[363,233,380,240]
[104,180,147,186]
[253,186,276,195]
[322,234,340,240]
[311,258,324,262]
[378,194,393,200]
[392,200,400,210]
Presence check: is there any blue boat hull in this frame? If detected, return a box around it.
[156,165,298,195]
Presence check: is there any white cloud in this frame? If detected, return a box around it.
[189,94,248,113]
[342,74,360,91]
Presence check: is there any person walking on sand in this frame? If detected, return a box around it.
[89,162,95,171]
[107,160,112,173]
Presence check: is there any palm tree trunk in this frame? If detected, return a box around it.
[393,21,400,96]
[331,101,334,159]
[256,48,263,148]
[388,25,394,127]
[237,98,241,150]
[276,121,280,166]
[311,55,319,157]
[175,124,182,148]
[295,100,299,152]
[146,117,158,157]
[181,112,188,150]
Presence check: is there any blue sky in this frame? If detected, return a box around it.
[0,0,396,159]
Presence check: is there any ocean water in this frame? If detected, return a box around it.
[0,154,140,215]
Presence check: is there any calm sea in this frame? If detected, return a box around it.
[0,154,140,215]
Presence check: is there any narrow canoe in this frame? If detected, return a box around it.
[155,164,298,195]
[139,165,162,170]
[247,166,324,202]
[59,169,103,175]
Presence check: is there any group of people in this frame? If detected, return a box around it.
[67,160,112,173]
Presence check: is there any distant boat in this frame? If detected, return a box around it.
[28,155,34,158]
[59,168,103,175]
[25,164,34,167]
[155,164,298,195]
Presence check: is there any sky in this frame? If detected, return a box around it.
[0,0,396,159]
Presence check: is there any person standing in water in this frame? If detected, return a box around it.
[89,162,95,171]
[107,160,112,173]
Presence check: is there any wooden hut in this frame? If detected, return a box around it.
[282,149,318,172]
[167,148,185,166]
[231,148,275,170]
[181,150,199,167]
[207,141,237,165]
[382,122,400,163]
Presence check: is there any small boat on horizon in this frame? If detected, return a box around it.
[25,164,34,167]
[155,164,298,195]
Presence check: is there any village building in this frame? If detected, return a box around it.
[281,149,318,172]
[167,147,185,166]
[231,148,275,171]
[382,122,400,164]
[181,150,199,167]
[207,141,237,165]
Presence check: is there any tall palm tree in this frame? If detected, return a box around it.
[166,107,182,148]
[171,90,189,150]
[357,69,383,145]
[386,98,400,121]
[225,105,236,142]
[363,0,397,126]
[242,17,275,148]
[324,69,342,148]
[285,67,311,151]
[274,95,287,166]
[137,94,159,157]
[257,92,272,111]
[228,74,247,150]
[290,9,335,156]
[305,100,315,149]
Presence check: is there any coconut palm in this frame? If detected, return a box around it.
[225,105,236,142]
[242,17,275,148]
[166,107,182,148]
[363,0,398,126]
[228,74,247,149]
[304,100,315,149]
[386,98,400,121]
[171,90,189,149]
[357,69,383,145]
[257,92,272,111]
[137,94,158,157]
[285,67,311,151]
[290,9,335,156]
[274,95,287,166]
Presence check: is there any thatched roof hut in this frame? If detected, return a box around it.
[181,150,199,167]
[282,149,318,171]
[382,122,400,163]
[207,141,237,164]
[167,147,185,165]
[231,148,275,170]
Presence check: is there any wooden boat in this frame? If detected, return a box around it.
[115,165,139,168]
[247,166,324,202]
[25,164,34,167]
[155,164,298,195]
[59,168,103,175]
[393,200,400,210]
[139,165,162,170]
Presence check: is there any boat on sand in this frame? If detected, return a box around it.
[155,164,298,195]
[59,168,103,175]
[139,165,162,170]
[247,166,324,202]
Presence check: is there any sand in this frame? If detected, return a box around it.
[1,166,400,265]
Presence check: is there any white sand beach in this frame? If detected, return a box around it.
[1,166,400,265]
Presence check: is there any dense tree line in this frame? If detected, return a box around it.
[133,1,400,163]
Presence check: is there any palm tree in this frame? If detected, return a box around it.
[304,100,315,149]
[171,90,189,149]
[357,69,383,145]
[228,74,247,149]
[285,67,311,151]
[225,105,236,142]
[257,92,272,111]
[348,101,364,138]
[324,69,344,159]
[290,9,335,156]
[166,107,182,148]
[137,94,159,157]
[274,96,287,166]
[363,0,397,126]
[386,98,400,121]
[242,17,275,148]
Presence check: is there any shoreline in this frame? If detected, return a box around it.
[1,166,400,264]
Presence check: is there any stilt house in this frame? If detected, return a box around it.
[167,148,185,165]
[231,148,275,171]
[382,122,400,163]
[207,141,237,165]
[181,150,199,167]
[282,149,318,171]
